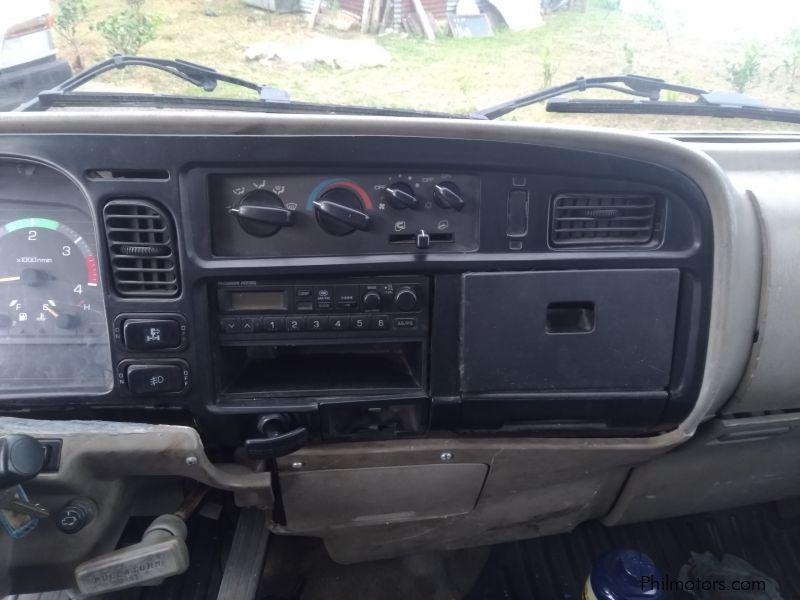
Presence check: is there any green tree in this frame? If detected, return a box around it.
[725,44,762,93]
[54,0,89,70]
[96,0,159,57]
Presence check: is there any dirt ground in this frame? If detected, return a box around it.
[49,0,800,131]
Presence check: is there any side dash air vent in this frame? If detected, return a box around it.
[102,199,179,297]
[550,193,663,248]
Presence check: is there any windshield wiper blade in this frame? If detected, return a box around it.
[17,54,291,111]
[21,89,467,120]
[545,93,800,126]
[17,53,471,119]
[475,74,800,126]
[473,74,708,120]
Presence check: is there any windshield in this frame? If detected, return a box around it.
[3,0,800,131]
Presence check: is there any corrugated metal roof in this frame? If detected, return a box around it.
[340,0,449,22]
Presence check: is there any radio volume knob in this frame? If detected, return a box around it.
[394,287,418,312]
[362,291,383,310]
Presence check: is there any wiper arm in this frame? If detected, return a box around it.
[475,74,800,126]
[18,54,290,111]
[473,74,708,120]
[545,91,800,126]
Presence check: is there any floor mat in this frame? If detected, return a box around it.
[468,500,800,599]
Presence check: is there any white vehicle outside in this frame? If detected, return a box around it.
[0,0,71,110]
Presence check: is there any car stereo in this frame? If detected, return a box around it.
[215,276,429,342]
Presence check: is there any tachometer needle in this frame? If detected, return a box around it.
[0,276,20,283]
[43,305,59,318]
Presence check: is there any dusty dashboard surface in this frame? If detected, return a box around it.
[0,113,761,589]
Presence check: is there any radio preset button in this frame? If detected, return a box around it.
[309,317,328,331]
[330,316,348,331]
[371,315,390,330]
[258,317,285,333]
[286,317,306,332]
[351,316,369,330]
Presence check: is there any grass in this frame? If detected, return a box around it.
[49,0,800,131]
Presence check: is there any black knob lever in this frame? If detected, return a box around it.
[385,185,418,209]
[433,183,465,211]
[230,204,293,226]
[0,435,45,490]
[244,414,309,460]
[313,200,371,232]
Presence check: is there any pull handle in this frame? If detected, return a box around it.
[245,427,309,460]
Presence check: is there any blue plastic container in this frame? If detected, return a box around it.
[583,549,666,600]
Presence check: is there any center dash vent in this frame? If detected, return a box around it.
[550,193,663,248]
[102,199,179,297]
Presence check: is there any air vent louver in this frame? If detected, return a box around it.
[103,200,179,297]
[550,193,662,247]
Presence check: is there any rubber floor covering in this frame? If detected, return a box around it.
[467,501,800,599]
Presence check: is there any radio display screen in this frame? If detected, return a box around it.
[229,290,287,311]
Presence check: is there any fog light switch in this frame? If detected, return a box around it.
[127,364,184,395]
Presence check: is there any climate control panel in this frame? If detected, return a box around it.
[209,172,480,257]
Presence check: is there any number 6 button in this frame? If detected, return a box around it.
[371,315,389,330]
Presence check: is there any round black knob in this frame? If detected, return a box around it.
[384,183,418,210]
[0,434,44,489]
[314,188,371,236]
[362,291,383,310]
[230,190,294,237]
[433,182,465,211]
[394,287,418,312]
[56,498,97,534]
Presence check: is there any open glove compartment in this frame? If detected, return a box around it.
[460,269,681,432]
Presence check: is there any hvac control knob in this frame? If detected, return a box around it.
[313,188,371,236]
[433,182,465,211]
[384,182,418,209]
[394,287,418,312]
[230,190,294,237]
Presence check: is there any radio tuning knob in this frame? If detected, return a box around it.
[394,287,418,312]
[362,291,383,310]
[313,188,371,236]
[230,190,294,237]
[433,182,465,211]
[384,182,418,209]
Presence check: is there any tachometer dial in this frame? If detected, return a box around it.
[0,218,103,338]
